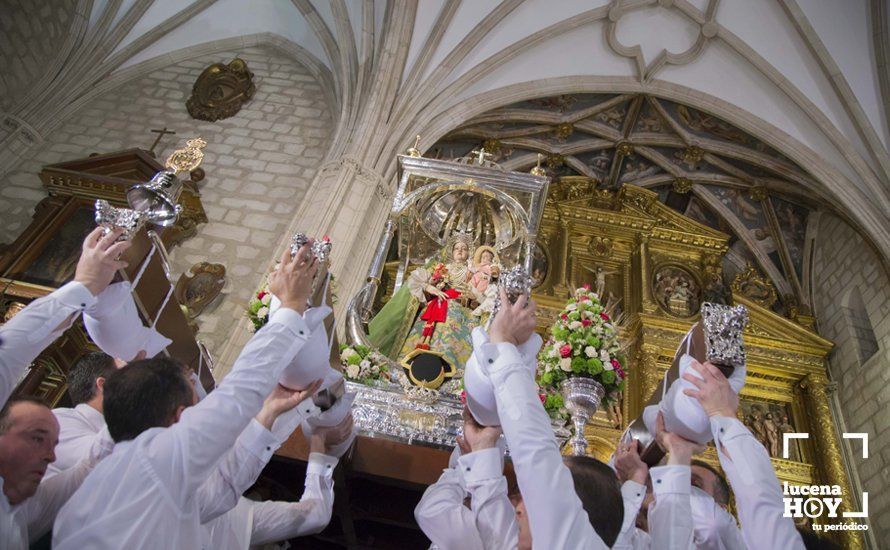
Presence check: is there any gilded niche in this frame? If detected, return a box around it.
[186,58,255,122]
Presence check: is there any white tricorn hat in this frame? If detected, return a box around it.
[464,327,542,426]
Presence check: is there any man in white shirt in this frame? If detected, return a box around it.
[682,360,805,549]
[0,227,128,550]
[47,352,118,477]
[471,289,622,548]
[52,242,321,549]
[415,409,523,550]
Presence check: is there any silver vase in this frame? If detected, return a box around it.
[560,377,605,456]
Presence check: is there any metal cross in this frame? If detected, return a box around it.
[471,147,493,165]
[149,127,177,155]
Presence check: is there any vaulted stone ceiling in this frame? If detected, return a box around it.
[431,92,816,317]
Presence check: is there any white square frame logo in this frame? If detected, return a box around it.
[782,432,869,518]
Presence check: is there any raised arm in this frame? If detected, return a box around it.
[612,441,650,550]
[0,228,127,404]
[415,451,485,550]
[147,244,320,503]
[478,291,607,549]
[684,361,805,550]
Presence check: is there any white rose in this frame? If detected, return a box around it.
[566,303,578,311]
[569,321,582,330]
[584,346,596,358]
[371,365,380,374]
[261,293,272,305]
[346,364,360,378]
[340,348,356,361]
[360,359,371,370]
[604,360,614,371]
[256,307,269,318]
[560,358,572,371]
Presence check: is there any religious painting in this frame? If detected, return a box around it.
[652,265,701,318]
[618,153,662,184]
[740,401,799,461]
[770,196,809,280]
[20,205,95,288]
[530,243,549,289]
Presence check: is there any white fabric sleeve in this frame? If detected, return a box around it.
[478,340,608,549]
[648,465,694,550]
[458,448,519,550]
[415,466,485,550]
[406,268,432,300]
[248,452,339,544]
[144,307,312,506]
[711,416,805,550]
[612,480,648,550]
[0,281,96,404]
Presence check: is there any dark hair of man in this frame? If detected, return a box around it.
[67,351,117,405]
[563,456,624,547]
[691,459,731,505]
[103,358,193,443]
[0,396,50,434]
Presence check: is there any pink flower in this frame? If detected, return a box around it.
[581,319,591,327]
[611,358,621,370]
[583,283,590,290]
[600,312,611,321]
[460,390,467,405]
[538,393,547,404]
[559,344,572,358]
[257,291,267,300]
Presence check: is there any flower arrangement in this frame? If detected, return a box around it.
[247,276,273,331]
[537,285,626,415]
[339,344,392,384]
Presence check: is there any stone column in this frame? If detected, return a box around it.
[799,373,864,549]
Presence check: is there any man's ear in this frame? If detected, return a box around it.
[95,377,106,396]
[173,405,187,424]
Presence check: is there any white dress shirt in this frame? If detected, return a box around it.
[0,281,97,405]
[47,403,106,477]
[52,307,313,549]
[612,480,651,550]
[711,416,804,550]
[474,340,609,549]
[206,452,338,549]
[648,465,695,549]
[0,282,99,550]
[415,447,518,550]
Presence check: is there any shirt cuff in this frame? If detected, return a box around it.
[268,307,311,340]
[651,465,691,496]
[307,452,338,478]
[240,419,281,463]
[710,415,748,445]
[54,281,99,310]
[476,341,528,377]
[457,447,504,488]
[621,479,647,505]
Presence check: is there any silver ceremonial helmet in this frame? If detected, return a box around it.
[125,137,207,227]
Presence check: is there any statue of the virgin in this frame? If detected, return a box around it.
[367,233,478,375]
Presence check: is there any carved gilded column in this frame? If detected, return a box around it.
[633,343,661,418]
[639,234,657,314]
[799,373,863,549]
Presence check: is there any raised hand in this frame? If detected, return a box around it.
[75,227,131,296]
[255,379,323,430]
[655,412,704,465]
[681,360,739,419]
[489,287,537,346]
[309,412,355,455]
[615,439,648,484]
[268,242,318,314]
[461,406,502,452]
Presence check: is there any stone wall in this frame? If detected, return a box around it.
[0,44,333,357]
[812,212,890,538]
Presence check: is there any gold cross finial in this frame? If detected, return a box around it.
[407,135,422,157]
[530,153,546,176]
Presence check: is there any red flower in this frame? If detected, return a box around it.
[583,283,591,290]
[560,313,568,321]
[581,319,591,327]
[611,358,621,369]
[460,390,467,405]
[257,291,267,300]
[581,295,590,301]
[538,393,547,404]
[559,344,572,358]
[600,312,611,321]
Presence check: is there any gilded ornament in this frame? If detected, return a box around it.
[731,264,777,308]
[553,123,574,142]
[616,141,634,156]
[748,185,768,201]
[546,153,566,169]
[174,262,226,319]
[406,135,422,157]
[530,153,546,176]
[186,58,255,122]
[682,145,705,164]
[672,177,692,193]
[588,236,614,258]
